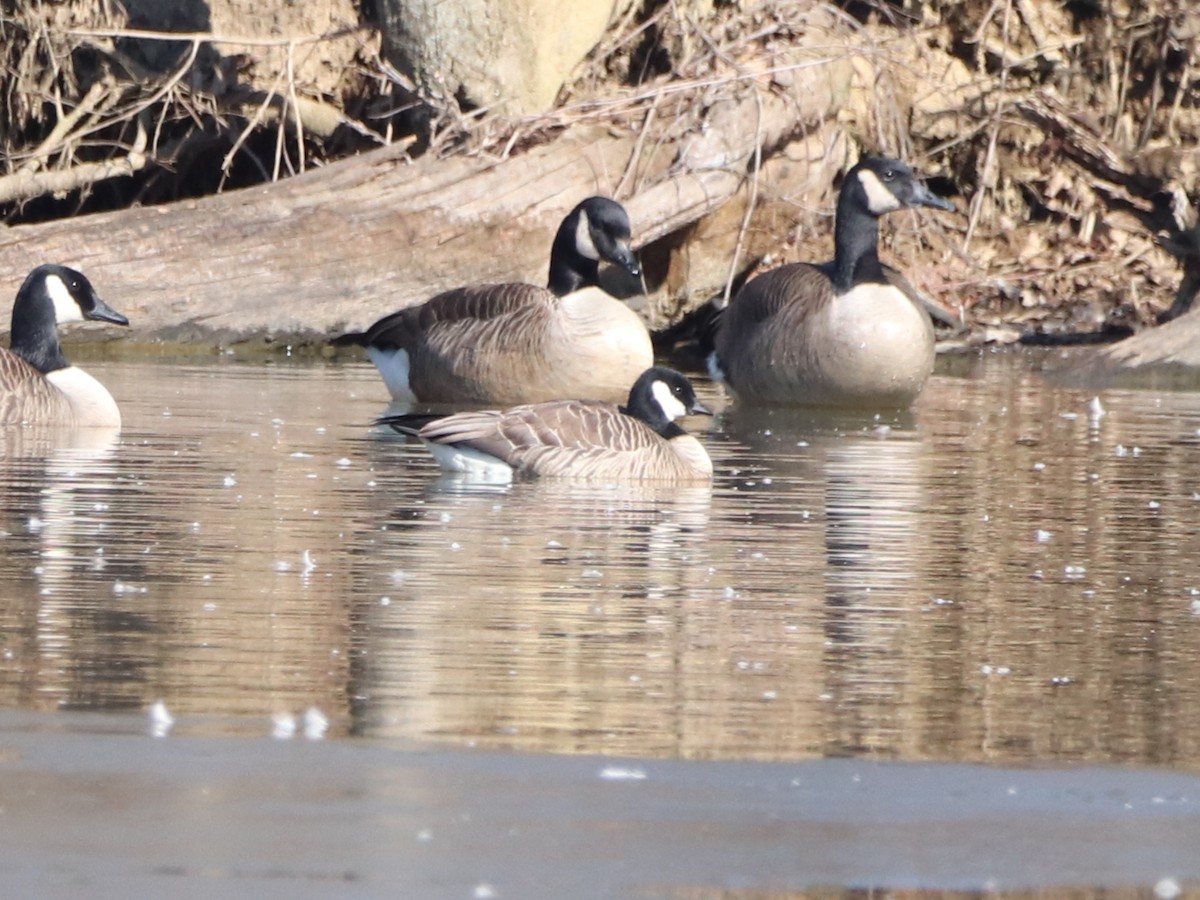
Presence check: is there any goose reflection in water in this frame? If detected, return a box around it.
[0,425,134,709]
[719,402,932,754]
[342,457,717,745]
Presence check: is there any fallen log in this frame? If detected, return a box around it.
[0,36,851,348]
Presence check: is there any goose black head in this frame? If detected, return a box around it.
[626,366,712,435]
[846,156,955,217]
[549,197,641,295]
[830,157,954,292]
[10,264,128,372]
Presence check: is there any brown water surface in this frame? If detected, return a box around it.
[2,349,1200,897]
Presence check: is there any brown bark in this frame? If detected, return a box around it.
[0,52,848,346]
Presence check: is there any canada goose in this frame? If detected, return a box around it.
[379,366,713,483]
[0,265,129,427]
[710,156,955,408]
[334,197,654,406]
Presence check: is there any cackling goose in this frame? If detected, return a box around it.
[379,366,713,483]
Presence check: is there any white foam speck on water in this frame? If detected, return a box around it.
[27,516,43,532]
[303,707,329,740]
[148,700,174,738]
[222,474,237,488]
[1035,529,1052,542]
[473,884,497,899]
[415,829,433,843]
[599,766,647,781]
[301,550,317,575]
[290,452,312,459]
[390,569,407,585]
[271,712,297,739]
[1154,877,1181,900]
[336,457,352,467]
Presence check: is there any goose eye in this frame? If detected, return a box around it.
[882,169,895,181]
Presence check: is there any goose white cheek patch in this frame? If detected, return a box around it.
[574,215,600,261]
[45,275,85,324]
[857,169,901,215]
[651,380,688,421]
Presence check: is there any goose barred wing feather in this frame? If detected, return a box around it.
[0,349,75,425]
[354,284,550,350]
[420,400,703,480]
[714,263,836,382]
[418,283,548,326]
[726,264,835,329]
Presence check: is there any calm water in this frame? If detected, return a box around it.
[4,348,1200,897]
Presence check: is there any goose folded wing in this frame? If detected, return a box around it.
[0,349,75,425]
[358,284,548,350]
[732,264,835,327]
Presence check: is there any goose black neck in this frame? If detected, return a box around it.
[9,290,68,374]
[547,213,600,296]
[831,188,887,293]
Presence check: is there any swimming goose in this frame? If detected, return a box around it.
[334,197,654,406]
[0,265,129,427]
[710,156,955,408]
[379,366,713,483]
